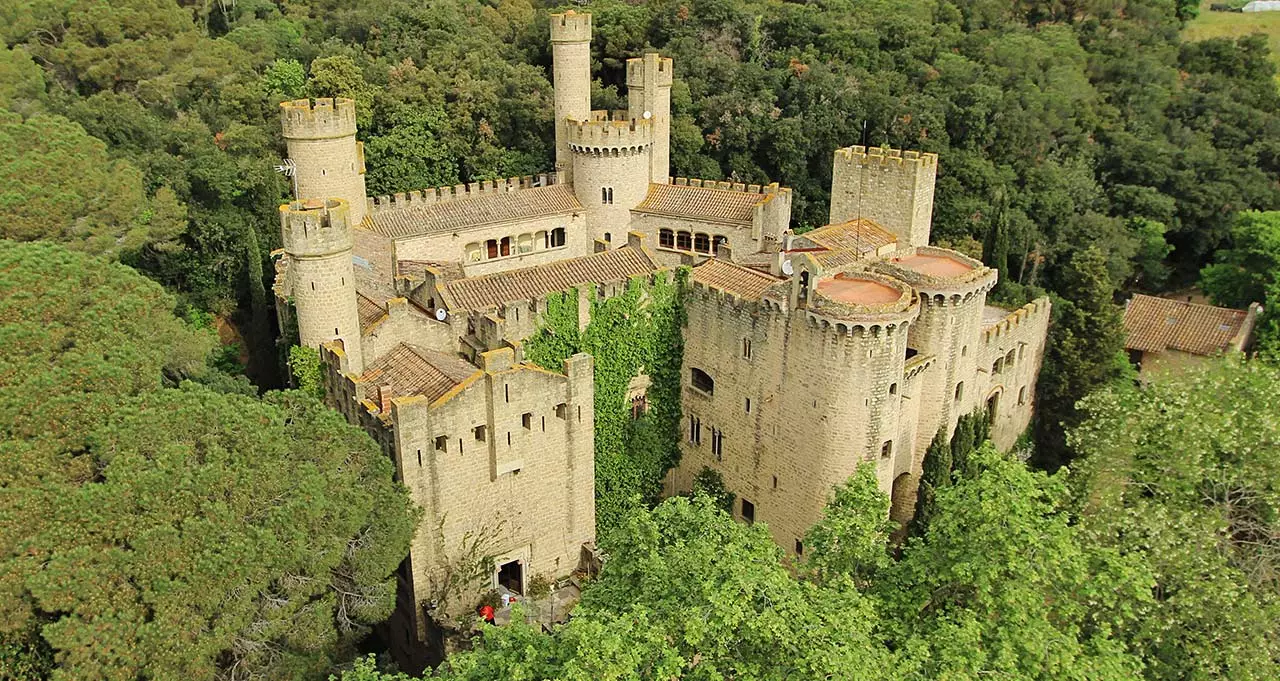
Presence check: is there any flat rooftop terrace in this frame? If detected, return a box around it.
[817,274,902,306]
[893,252,973,278]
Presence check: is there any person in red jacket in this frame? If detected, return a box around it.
[479,603,496,625]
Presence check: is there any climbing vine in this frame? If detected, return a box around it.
[524,268,689,539]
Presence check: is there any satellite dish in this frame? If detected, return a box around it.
[435,308,447,322]
[781,259,794,275]
[643,110,652,119]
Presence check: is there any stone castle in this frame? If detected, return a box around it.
[272,10,1050,668]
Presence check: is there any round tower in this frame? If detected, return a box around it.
[627,53,673,185]
[781,268,920,528]
[568,115,653,246]
[280,98,368,225]
[280,198,364,373]
[873,247,997,453]
[550,12,592,184]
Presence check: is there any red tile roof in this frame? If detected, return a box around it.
[803,218,896,255]
[358,343,480,402]
[1123,294,1251,356]
[634,183,762,224]
[367,185,581,239]
[691,258,781,300]
[445,246,658,310]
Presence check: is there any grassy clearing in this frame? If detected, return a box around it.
[1184,0,1280,76]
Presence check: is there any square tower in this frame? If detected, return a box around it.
[829,146,938,248]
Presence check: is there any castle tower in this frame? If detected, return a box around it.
[281,98,368,225]
[280,198,364,373]
[550,12,592,184]
[829,146,937,248]
[626,53,673,185]
[569,115,653,246]
[873,248,997,454]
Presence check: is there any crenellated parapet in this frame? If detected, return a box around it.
[626,54,673,88]
[981,298,1052,344]
[550,10,591,43]
[279,198,353,258]
[806,270,920,334]
[567,117,653,156]
[281,98,357,140]
[833,145,938,171]
[366,172,558,214]
[670,178,786,196]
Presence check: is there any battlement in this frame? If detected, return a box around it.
[567,117,652,153]
[833,145,938,170]
[671,177,787,197]
[626,53,674,88]
[367,173,558,214]
[280,98,358,139]
[550,11,592,43]
[873,246,995,295]
[280,198,352,257]
[981,297,1052,344]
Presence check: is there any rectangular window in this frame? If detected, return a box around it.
[745,397,751,413]
[689,416,702,445]
[522,412,533,430]
[794,539,803,555]
[881,440,893,459]
[741,499,755,524]
[473,425,487,442]
[435,435,447,452]
[555,403,567,419]
[742,338,752,359]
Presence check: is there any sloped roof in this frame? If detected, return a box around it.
[358,343,480,402]
[445,246,658,311]
[691,258,781,300]
[803,218,896,255]
[367,185,581,239]
[1123,294,1250,356]
[633,183,761,224]
[357,293,387,330]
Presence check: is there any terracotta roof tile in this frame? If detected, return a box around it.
[1123,294,1249,356]
[803,218,896,255]
[358,343,480,402]
[367,185,581,239]
[446,246,658,310]
[691,258,781,300]
[634,183,762,224]
[357,293,386,331]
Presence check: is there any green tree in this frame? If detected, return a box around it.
[1070,359,1280,679]
[1200,211,1280,310]
[690,466,735,513]
[1033,247,1130,470]
[0,113,185,257]
[802,465,894,588]
[0,242,418,679]
[879,446,1149,680]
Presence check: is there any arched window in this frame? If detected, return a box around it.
[992,358,1003,374]
[714,235,728,254]
[535,230,548,249]
[1018,386,1027,405]
[500,236,511,257]
[676,231,692,250]
[798,270,810,306]
[694,233,711,253]
[486,239,498,259]
[659,229,675,248]
[889,382,898,395]
[465,243,482,263]
[690,367,714,395]
[1006,349,1016,367]
[954,381,965,402]
[601,187,614,204]
[550,227,566,248]
[517,233,534,254]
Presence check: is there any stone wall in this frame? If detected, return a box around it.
[280,98,368,224]
[279,199,364,373]
[572,139,651,246]
[976,299,1052,450]
[391,212,590,277]
[829,146,936,248]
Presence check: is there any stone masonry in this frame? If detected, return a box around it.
[271,10,1052,673]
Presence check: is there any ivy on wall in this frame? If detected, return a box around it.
[524,268,689,539]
